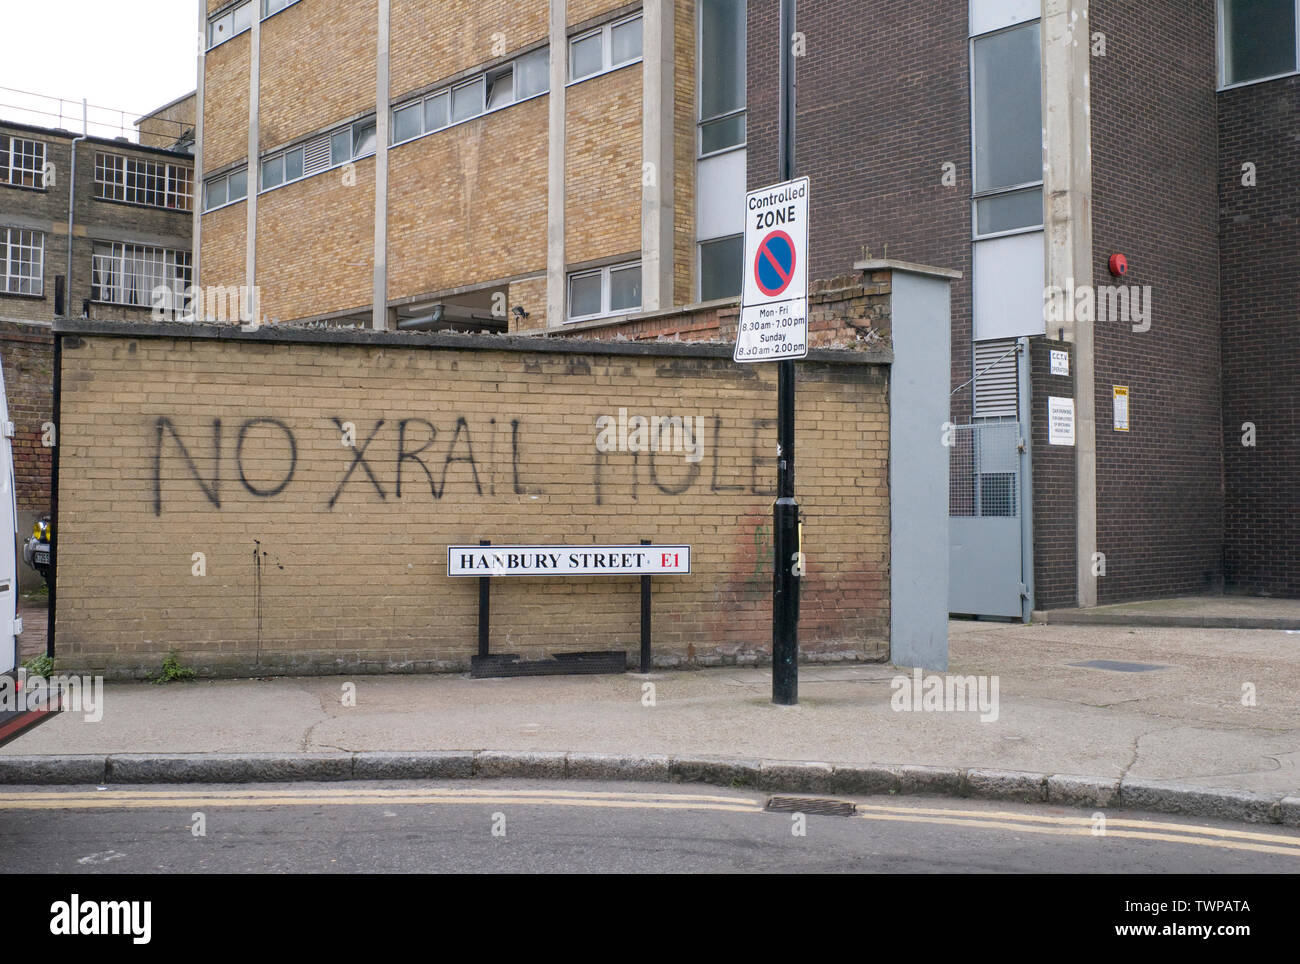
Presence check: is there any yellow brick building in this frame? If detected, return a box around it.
[195,0,748,331]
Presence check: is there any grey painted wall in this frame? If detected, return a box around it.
[889,268,953,671]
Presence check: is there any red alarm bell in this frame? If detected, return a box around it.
[1109,253,1129,277]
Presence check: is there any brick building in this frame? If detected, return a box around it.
[0,107,195,583]
[195,0,1294,610]
[196,0,749,329]
[745,0,1297,608]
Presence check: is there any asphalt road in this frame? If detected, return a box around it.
[2,779,1299,873]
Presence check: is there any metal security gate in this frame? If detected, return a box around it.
[949,421,1028,619]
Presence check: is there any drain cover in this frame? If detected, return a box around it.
[1069,659,1167,673]
[765,796,856,817]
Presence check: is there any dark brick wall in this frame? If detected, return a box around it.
[1029,338,1077,609]
[0,122,192,326]
[0,322,54,513]
[746,0,973,420]
[1088,0,1224,602]
[1218,75,1300,597]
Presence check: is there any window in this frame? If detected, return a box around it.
[699,235,743,301]
[569,15,643,82]
[567,262,642,321]
[262,0,300,17]
[390,48,550,147]
[451,78,485,123]
[261,117,374,194]
[203,167,247,211]
[971,21,1043,238]
[698,0,746,156]
[94,152,193,210]
[2,228,44,296]
[91,242,191,310]
[0,136,47,189]
[207,1,253,48]
[1220,0,1299,86]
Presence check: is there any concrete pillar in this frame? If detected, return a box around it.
[246,8,260,325]
[373,0,391,330]
[545,0,567,327]
[193,0,206,295]
[1042,0,1096,607]
[640,0,675,312]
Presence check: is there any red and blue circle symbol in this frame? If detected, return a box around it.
[754,230,796,298]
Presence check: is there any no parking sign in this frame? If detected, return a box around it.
[735,177,810,363]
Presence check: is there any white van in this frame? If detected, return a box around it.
[0,355,19,677]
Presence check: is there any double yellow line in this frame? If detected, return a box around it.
[853,802,1300,857]
[2,786,1298,857]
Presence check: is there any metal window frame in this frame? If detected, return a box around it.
[207,0,253,49]
[203,167,248,212]
[566,260,643,322]
[1217,0,1300,89]
[259,116,375,196]
[696,0,747,159]
[1,227,45,296]
[90,241,190,309]
[95,152,192,211]
[968,19,1045,241]
[696,233,743,303]
[390,45,552,150]
[2,136,46,190]
[568,13,644,85]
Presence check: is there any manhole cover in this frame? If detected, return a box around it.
[765,796,856,817]
[1069,659,1167,673]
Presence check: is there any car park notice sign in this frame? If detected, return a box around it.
[735,177,810,363]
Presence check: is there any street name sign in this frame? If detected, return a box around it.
[448,545,691,577]
[735,177,810,363]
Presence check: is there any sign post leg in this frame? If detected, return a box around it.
[478,539,490,658]
[640,538,652,674]
[772,0,800,706]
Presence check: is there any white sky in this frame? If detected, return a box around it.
[0,0,197,141]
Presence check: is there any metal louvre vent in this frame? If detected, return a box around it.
[973,339,1019,418]
[302,135,331,176]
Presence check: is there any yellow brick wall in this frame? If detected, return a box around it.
[508,275,549,329]
[568,0,634,27]
[255,159,375,321]
[137,94,197,150]
[199,202,248,306]
[388,97,549,302]
[55,331,890,676]
[260,0,377,151]
[565,67,643,266]
[203,36,250,172]
[390,0,549,99]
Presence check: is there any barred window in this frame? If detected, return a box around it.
[94,152,193,211]
[0,136,47,189]
[2,228,44,296]
[91,241,191,311]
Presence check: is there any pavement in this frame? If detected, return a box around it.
[4,614,1300,825]
[1033,593,1300,630]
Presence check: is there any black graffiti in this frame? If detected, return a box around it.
[647,420,700,496]
[237,418,298,498]
[396,417,482,499]
[396,418,437,499]
[710,415,744,493]
[154,417,221,516]
[329,418,387,509]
